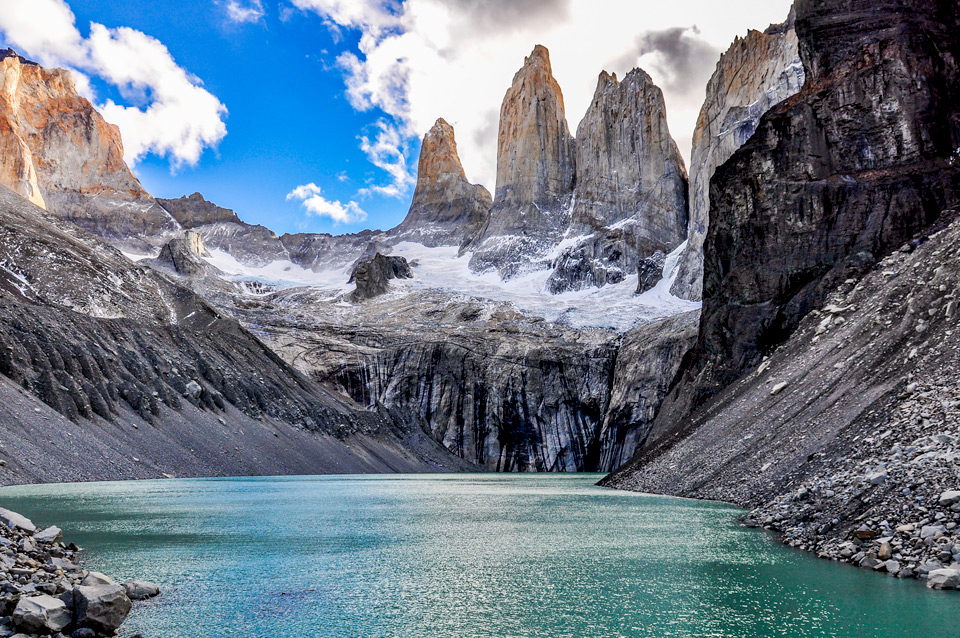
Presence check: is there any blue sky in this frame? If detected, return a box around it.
[67,0,417,236]
[0,0,795,237]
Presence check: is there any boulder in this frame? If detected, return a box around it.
[72,584,132,634]
[938,490,960,507]
[122,580,160,600]
[80,572,115,586]
[12,594,72,634]
[33,526,62,544]
[0,508,36,533]
[926,568,960,590]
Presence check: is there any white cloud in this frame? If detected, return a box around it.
[297,0,796,191]
[0,0,227,168]
[224,0,265,25]
[287,183,368,223]
[357,120,415,198]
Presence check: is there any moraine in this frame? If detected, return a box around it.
[2,474,959,638]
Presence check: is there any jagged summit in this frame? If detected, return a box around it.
[0,48,37,66]
[390,118,491,247]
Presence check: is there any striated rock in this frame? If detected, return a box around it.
[671,11,805,300]
[0,49,176,251]
[348,253,413,301]
[157,192,242,228]
[469,45,576,277]
[657,0,960,424]
[391,119,492,248]
[548,69,687,293]
[597,311,699,470]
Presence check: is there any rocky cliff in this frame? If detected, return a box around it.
[391,119,492,247]
[670,12,805,301]
[0,49,176,251]
[469,45,577,277]
[548,69,688,293]
[648,0,960,433]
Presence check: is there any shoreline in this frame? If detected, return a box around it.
[0,506,159,637]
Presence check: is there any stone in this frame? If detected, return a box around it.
[80,572,115,586]
[72,584,132,634]
[184,381,202,398]
[921,525,947,539]
[0,509,35,534]
[122,580,159,601]
[938,490,960,507]
[877,541,893,561]
[71,629,96,638]
[770,382,789,396]
[32,527,62,544]
[926,568,960,590]
[865,471,888,485]
[11,594,71,634]
[391,119,491,248]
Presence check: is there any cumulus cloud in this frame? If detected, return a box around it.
[0,0,227,168]
[297,0,794,190]
[286,183,368,224]
[357,120,415,198]
[224,0,266,25]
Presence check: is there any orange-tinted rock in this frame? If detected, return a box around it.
[0,49,176,249]
[391,118,491,247]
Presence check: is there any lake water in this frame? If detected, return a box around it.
[1,474,957,638]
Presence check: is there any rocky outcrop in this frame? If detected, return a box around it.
[390,119,492,247]
[469,45,577,277]
[604,211,960,587]
[547,70,687,293]
[670,12,805,301]
[148,231,220,278]
[648,0,960,435]
[0,49,176,251]
[158,192,242,228]
[348,253,413,301]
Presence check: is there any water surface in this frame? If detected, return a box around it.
[1,474,957,637]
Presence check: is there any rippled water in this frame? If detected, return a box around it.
[1,474,957,637]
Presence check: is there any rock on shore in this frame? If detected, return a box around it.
[0,507,158,636]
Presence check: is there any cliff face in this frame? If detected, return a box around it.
[469,45,577,277]
[0,50,176,250]
[158,193,242,228]
[391,119,492,247]
[626,0,960,450]
[670,13,805,301]
[548,69,688,293]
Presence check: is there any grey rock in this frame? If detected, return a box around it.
[72,584,132,634]
[12,594,71,634]
[927,568,960,590]
[636,252,667,295]
[122,580,159,601]
[0,510,35,534]
[80,572,114,587]
[157,192,242,229]
[349,253,413,301]
[32,527,61,544]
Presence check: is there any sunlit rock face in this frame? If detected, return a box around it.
[392,118,492,248]
[0,49,176,251]
[469,45,577,278]
[670,11,805,301]
[547,69,688,293]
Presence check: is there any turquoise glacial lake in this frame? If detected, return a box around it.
[1,474,958,637]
